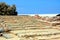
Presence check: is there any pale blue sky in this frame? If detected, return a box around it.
[0,0,60,14]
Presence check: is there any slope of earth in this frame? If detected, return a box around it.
[0,16,60,40]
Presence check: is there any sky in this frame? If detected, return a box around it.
[0,0,60,15]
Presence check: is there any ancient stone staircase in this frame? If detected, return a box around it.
[0,16,60,40]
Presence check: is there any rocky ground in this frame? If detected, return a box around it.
[0,16,60,40]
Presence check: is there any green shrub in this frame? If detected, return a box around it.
[0,2,18,15]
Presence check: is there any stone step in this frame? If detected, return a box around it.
[10,29,60,35]
[10,29,60,40]
[2,33,20,40]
